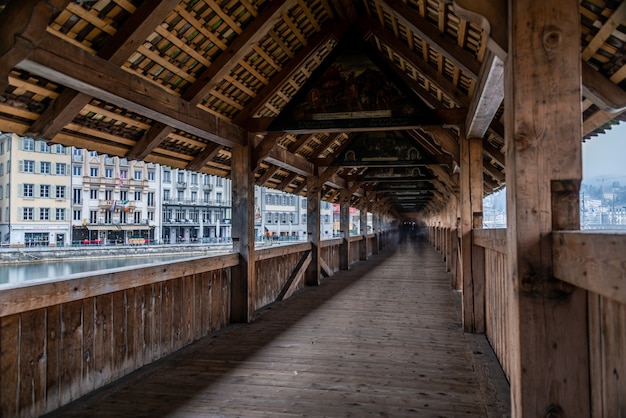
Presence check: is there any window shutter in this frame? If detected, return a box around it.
[18,208,23,221]
[18,184,23,198]
[18,160,23,173]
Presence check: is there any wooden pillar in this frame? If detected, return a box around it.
[461,135,485,333]
[339,190,351,270]
[506,0,589,415]
[305,176,321,286]
[372,210,380,254]
[230,135,256,323]
[359,206,368,261]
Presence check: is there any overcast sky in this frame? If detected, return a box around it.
[583,122,626,181]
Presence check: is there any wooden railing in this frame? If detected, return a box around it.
[0,231,391,418]
[349,236,362,265]
[470,229,626,415]
[0,254,238,418]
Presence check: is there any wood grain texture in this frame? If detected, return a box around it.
[42,240,505,418]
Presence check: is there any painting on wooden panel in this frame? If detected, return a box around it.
[333,131,436,166]
[269,44,438,131]
[360,167,433,180]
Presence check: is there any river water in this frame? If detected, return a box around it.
[0,255,199,286]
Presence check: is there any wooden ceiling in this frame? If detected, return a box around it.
[0,0,625,218]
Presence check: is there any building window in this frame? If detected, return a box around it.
[72,189,83,205]
[21,160,35,173]
[120,190,127,201]
[90,188,98,199]
[178,172,185,183]
[40,208,50,221]
[163,170,171,183]
[204,191,210,203]
[89,150,97,157]
[73,209,81,221]
[266,212,272,223]
[134,212,141,223]
[281,213,287,223]
[105,190,112,200]
[301,200,307,209]
[56,208,65,221]
[134,191,141,200]
[147,170,155,181]
[39,141,50,153]
[0,185,3,199]
[40,161,51,174]
[23,184,34,198]
[90,210,97,223]
[54,144,65,154]
[191,173,197,185]
[90,166,98,177]
[216,192,222,203]
[134,170,142,180]
[120,169,128,181]
[147,192,154,206]
[163,189,170,200]
[216,177,223,187]
[55,185,66,199]
[147,211,154,221]
[55,163,67,175]
[177,190,184,201]
[0,162,3,176]
[302,214,306,223]
[73,148,82,157]
[40,184,50,198]
[73,165,82,176]
[22,207,34,220]
[105,168,113,178]
[191,191,197,202]
[23,138,35,151]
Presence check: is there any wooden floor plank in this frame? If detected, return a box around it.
[43,239,509,418]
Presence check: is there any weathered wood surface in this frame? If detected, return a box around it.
[553,231,626,305]
[1,266,233,418]
[42,239,506,418]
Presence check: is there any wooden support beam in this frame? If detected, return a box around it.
[276,250,312,301]
[506,0,589,415]
[264,147,314,177]
[0,0,70,92]
[306,176,321,286]
[339,189,351,270]
[418,126,461,164]
[126,123,174,161]
[254,132,283,167]
[230,135,256,323]
[186,142,222,172]
[20,34,246,148]
[581,60,626,113]
[466,49,504,139]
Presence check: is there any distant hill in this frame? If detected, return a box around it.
[583,174,626,188]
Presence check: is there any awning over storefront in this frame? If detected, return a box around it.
[86,225,153,231]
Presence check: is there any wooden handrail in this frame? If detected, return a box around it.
[349,236,363,243]
[254,242,312,261]
[320,238,342,248]
[473,228,507,253]
[553,231,626,305]
[0,253,239,318]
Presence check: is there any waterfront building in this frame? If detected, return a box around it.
[70,149,161,245]
[160,168,231,243]
[0,133,71,247]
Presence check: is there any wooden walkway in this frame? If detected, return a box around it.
[43,239,509,418]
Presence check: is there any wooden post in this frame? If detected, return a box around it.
[230,135,256,323]
[372,210,380,254]
[506,0,589,415]
[359,206,368,261]
[339,190,351,270]
[306,176,321,286]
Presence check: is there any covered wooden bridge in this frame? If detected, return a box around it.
[0,0,626,416]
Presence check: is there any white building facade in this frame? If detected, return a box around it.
[160,168,232,243]
[70,149,161,245]
[0,133,72,246]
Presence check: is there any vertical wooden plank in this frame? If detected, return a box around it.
[111,290,127,380]
[81,299,95,394]
[231,136,256,323]
[202,272,213,335]
[133,285,147,370]
[150,282,162,362]
[59,300,83,406]
[1,314,20,418]
[45,305,60,412]
[171,278,183,351]
[19,309,47,417]
[359,207,367,261]
[506,0,588,415]
[192,275,203,341]
[161,280,173,356]
[211,271,222,332]
[125,288,135,375]
[94,294,112,388]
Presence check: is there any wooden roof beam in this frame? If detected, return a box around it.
[20,34,246,148]
[378,0,480,78]
[465,49,504,139]
[417,126,460,165]
[182,0,294,104]
[235,22,347,126]
[366,19,471,108]
[264,147,314,177]
[29,0,182,141]
[582,61,626,113]
[186,142,223,172]
[257,165,280,187]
